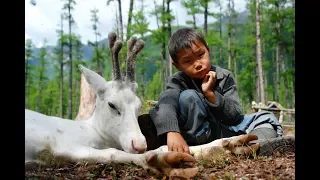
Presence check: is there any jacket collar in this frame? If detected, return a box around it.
[211,65,224,80]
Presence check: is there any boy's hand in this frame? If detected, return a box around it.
[167,132,190,154]
[202,71,216,94]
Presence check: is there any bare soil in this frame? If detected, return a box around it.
[25,152,295,180]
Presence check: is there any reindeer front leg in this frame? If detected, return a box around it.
[154,134,260,160]
[53,146,198,179]
[190,134,260,160]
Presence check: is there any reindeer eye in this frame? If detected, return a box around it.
[108,102,121,115]
[108,102,116,109]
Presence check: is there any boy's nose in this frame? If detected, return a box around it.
[195,61,202,71]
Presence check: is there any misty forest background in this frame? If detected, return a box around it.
[25,0,295,121]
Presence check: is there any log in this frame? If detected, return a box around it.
[74,72,101,120]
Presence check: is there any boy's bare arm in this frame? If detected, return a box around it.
[167,132,190,154]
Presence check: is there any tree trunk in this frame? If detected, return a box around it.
[227,34,231,70]
[251,23,259,102]
[36,77,43,112]
[74,77,79,117]
[68,5,73,119]
[161,0,168,89]
[153,0,160,28]
[272,51,276,100]
[276,44,280,102]
[25,57,29,108]
[115,9,120,36]
[280,44,291,110]
[167,0,172,76]
[203,1,208,36]
[280,50,292,122]
[256,0,265,105]
[275,0,280,103]
[126,0,134,41]
[60,14,64,118]
[219,3,223,65]
[153,0,164,92]
[192,14,196,29]
[231,0,236,81]
[49,90,53,115]
[227,0,232,70]
[262,41,267,103]
[210,46,217,61]
[141,73,145,99]
[25,58,29,89]
[291,0,295,106]
[117,0,124,42]
[255,66,260,102]
[94,20,100,73]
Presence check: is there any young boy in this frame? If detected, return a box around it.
[138,27,294,156]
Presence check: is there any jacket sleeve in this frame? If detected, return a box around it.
[149,75,184,136]
[204,72,242,126]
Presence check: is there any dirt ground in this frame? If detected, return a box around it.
[25,152,295,180]
[25,128,295,180]
[25,151,295,180]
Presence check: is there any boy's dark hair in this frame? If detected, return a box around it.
[168,27,209,63]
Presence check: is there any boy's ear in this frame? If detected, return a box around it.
[172,61,182,71]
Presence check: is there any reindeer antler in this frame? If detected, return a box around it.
[125,36,145,82]
[108,32,123,81]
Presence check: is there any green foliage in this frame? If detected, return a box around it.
[145,67,163,101]
[131,11,149,37]
[26,0,295,116]
[182,0,201,18]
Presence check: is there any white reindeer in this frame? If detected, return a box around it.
[25,32,259,179]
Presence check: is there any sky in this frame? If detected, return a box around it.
[25,0,247,48]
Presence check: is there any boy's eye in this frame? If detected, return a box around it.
[184,60,193,64]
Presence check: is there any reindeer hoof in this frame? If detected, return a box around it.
[223,134,260,156]
[145,151,199,179]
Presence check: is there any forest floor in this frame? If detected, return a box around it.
[25,127,295,180]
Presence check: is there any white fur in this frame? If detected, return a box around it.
[25,65,147,163]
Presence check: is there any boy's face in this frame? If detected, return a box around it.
[172,40,211,79]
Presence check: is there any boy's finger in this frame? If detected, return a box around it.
[183,146,190,154]
[177,146,184,153]
[173,145,179,152]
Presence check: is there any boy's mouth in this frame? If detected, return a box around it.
[194,71,206,79]
[197,69,208,77]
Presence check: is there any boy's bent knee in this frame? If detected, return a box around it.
[249,125,277,140]
[179,89,203,106]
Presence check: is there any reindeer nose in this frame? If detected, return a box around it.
[131,139,147,153]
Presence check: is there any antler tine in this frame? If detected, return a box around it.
[125,36,145,82]
[108,32,116,79]
[125,36,137,81]
[108,32,122,81]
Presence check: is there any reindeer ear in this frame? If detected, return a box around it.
[78,64,106,95]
